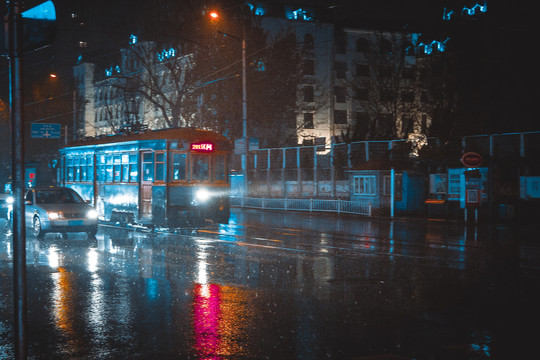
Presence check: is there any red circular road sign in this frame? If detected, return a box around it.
[461,152,483,167]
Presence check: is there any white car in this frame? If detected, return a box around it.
[0,192,13,219]
[24,187,98,238]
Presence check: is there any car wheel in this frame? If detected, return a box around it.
[33,216,45,238]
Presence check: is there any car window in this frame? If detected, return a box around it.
[25,191,33,204]
[35,190,84,204]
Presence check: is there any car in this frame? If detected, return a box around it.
[24,187,98,238]
[0,192,13,219]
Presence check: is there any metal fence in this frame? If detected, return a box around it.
[230,197,372,216]
[228,131,540,199]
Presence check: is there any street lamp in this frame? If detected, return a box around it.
[209,10,248,196]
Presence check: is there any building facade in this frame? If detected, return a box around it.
[73,4,447,147]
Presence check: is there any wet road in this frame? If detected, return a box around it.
[1,209,539,359]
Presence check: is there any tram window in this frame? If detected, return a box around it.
[129,154,138,182]
[106,155,113,182]
[113,155,122,182]
[213,154,226,181]
[74,157,81,181]
[155,152,165,182]
[80,157,87,181]
[142,152,154,182]
[87,156,94,182]
[121,154,129,182]
[192,154,209,181]
[66,158,74,182]
[172,153,187,181]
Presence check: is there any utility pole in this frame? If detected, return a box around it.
[241,25,248,196]
[7,1,28,358]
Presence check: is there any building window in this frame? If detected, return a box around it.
[304,113,314,129]
[304,34,314,49]
[303,86,314,102]
[402,117,414,134]
[354,175,376,195]
[383,173,402,200]
[336,34,346,54]
[335,61,347,79]
[380,39,392,55]
[303,59,314,75]
[334,86,346,103]
[402,67,415,80]
[334,110,347,124]
[401,91,414,102]
[356,63,369,77]
[355,88,369,101]
[380,89,393,102]
[356,38,370,52]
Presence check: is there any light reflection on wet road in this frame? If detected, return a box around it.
[1,209,539,359]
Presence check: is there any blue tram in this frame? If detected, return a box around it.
[58,128,231,227]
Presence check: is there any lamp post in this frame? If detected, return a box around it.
[210,11,248,196]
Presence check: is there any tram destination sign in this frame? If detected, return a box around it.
[191,142,214,152]
[31,123,61,139]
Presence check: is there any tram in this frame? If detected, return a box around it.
[58,128,231,227]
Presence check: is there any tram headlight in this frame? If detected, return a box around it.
[86,209,98,220]
[195,188,211,203]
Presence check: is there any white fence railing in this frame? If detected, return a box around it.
[230,197,372,216]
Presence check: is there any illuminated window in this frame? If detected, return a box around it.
[66,158,74,182]
[129,154,138,182]
[113,155,121,182]
[142,152,154,182]
[121,154,129,182]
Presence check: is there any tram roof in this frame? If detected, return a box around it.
[64,127,231,149]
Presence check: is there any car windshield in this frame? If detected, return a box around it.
[35,189,84,204]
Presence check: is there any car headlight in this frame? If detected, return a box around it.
[48,211,63,220]
[195,188,211,203]
[86,209,98,220]
[6,196,14,204]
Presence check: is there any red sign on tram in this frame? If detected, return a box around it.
[191,142,214,152]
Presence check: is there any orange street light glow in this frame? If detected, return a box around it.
[209,11,219,19]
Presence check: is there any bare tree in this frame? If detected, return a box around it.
[349,32,429,141]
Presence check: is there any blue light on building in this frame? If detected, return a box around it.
[157,48,177,62]
[443,1,487,20]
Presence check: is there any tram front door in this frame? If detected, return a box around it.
[140,151,154,220]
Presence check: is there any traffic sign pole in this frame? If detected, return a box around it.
[8,1,28,359]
